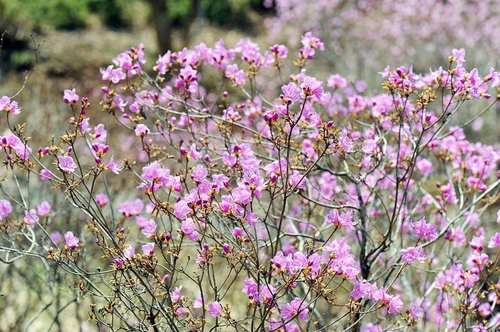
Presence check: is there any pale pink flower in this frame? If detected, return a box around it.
[58,155,77,172]
[64,231,79,249]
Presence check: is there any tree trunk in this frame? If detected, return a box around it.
[148,0,172,54]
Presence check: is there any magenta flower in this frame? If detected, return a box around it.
[270,44,288,58]
[226,64,247,86]
[64,231,79,249]
[191,164,208,183]
[350,279,377,300]
[460,269,479,288]
[106,155,123,174]
[280,297,308,321]
[180,218,198,241]
[113,258,124,268]
[58,155,77,172]
[208,301,222,317]
[63,89,79,106]
[406,303,424,322]
[401,246,427,264]
[470,235,484,252]
[156,51,172,74]
[141,219,157,238]
[0,96,21,114]
[0,199,12,221]
[281,82,301,102]
[300,76,323,99]
[189,143,202,160]
[171,286,183,303]
[232,185,252,205]
[100,65,126,83]
[174,200,191,220]
[339,128,354,153]
[412,217,437,241]
[1,133,31,160]
[142,242,155,255]
[40,169,52,181]
[373,288,404,314]
[326,209,357,229]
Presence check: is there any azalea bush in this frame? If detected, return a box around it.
[265,0,500,83]
[1,30,500,332]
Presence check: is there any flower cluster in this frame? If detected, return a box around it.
[1,28,500,331]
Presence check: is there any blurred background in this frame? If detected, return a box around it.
[2,0,500,144]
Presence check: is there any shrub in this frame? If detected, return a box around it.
[1,32,500,331]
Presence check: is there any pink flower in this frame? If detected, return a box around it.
[327,74,347,89]
[208,301,222,317]
[118,198,144,217]
[270,44,288,58]
[134,124,150,137]
[232,185,252,205]
[123,245,135,259]
[171,286,183,303]
[58,155,77,172]
[174,200,191,220]
[142,242,155,255]
[156,51,172,74]
[24,209,39,227]
[141,219,157,238]
[189,143,202,160]
[191,164,208,183]
[373,288,404,314]
[64,231,79,249]
[325,209,355,229]
[401,246,427,264]
[37,201,51,217]
[280,297,309,321]
[50,231,61,243]
[451,48,466,65]
[339,128,354,153]
[416,158,433,175]
[412,217,437,241]
[488,233,500,248]
[40,169,52,181]
[181,218,198,241]
[106,155,122,174]
[300,76,323,99]
[63,89,79,106]
[100,65,126,83]
[193,295,206,308]
[350,279,377,300]
[0,96,21,114]
[281,82,301,102]
[470,235,484,252]
[95,193,108,206]
[301,32,324,51]
[406,303,424,322]
[0,199,12,221]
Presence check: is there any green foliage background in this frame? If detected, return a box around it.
[0,0,265,30]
